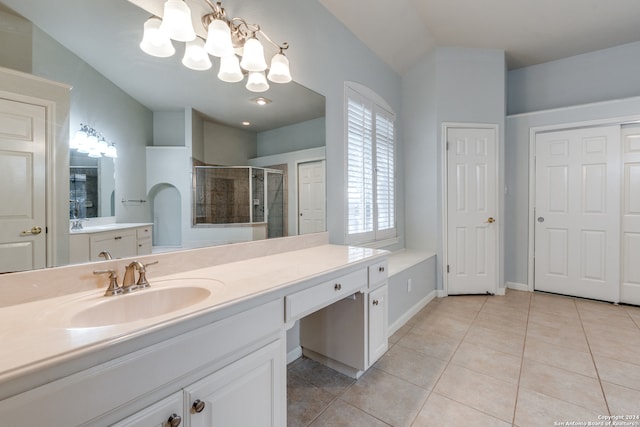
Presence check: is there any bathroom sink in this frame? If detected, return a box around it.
[68,279,223,328]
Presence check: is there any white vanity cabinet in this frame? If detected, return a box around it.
[298,262,389,378]
[368,284,389,363]
[111,391,184,427]
[69,224,153,263]
[0,299,284,427]
[186,339,285,427]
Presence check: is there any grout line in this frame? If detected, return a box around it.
[511,290,533,426]
[575,299,613,417]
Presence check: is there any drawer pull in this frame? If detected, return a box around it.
[334,283,342,291]
[192,399,206,413]
[378,266,385,272]
[168,413,182,427]
[114,236,122,240]
[373,299,379,306]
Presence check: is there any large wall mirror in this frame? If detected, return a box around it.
[0,0,326,270]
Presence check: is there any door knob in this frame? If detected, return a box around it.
[486,217,495,224]
[20,226,42,236]
[537,217,545,223]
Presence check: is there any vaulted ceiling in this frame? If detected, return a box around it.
[319,0,640,73]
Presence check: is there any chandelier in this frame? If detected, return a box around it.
[138,0,292,93]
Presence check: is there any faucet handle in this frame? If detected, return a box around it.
[136,261,158,289]
[93,269,123,296]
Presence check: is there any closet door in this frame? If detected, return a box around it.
[621,126,640,305]
[534,126,620,302]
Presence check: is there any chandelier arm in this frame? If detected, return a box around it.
[256,29,289,52]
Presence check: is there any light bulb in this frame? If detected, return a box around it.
[267,52,292,83]
[182,38,212,70]
[246,71,269,92]
[204,19,234,58]
[140,17,175,57]
[218,55,244,82]
[240,37,267,72]
[159,0,196,42]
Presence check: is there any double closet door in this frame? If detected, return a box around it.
[534,125,640,305]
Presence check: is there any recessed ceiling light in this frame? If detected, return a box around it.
[250,97,272,106]
[242,121,251,126]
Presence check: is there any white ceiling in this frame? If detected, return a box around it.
[319,0,640,73]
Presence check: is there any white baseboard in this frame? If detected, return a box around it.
[388,290,436,336]
[495,287,506,296]
[436,289,447,298]
[506,281,530,292]
[287,346,302,365]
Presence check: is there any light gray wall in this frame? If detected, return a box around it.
[31,28,153,224]
[507,40,640,115]
[403,47,506,290]
[203,121,257,165]
[388,257,436,328]
[153,111,185,146]
[257,117,325,157]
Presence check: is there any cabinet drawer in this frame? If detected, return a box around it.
[285,269,367,322]
[368,260,388,288]
[137,226,152,240]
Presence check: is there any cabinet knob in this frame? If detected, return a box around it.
[114,235,122,240]
[373,299,379,306]
[378,266,385,272]
[167,413,182,427]
[192,399,206,413]
[334,283,342,291]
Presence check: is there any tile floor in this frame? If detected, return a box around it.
[287,290,640,426]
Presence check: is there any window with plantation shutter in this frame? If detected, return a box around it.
[345,84,396,244]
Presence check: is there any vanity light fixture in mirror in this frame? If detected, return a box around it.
[70,124,118,159]
[137,0,293,92]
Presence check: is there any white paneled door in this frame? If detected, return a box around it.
[0,98,47,273]
[534,126,620,302]
[446,126,498,295]
[620,126,640,305]
[298,160,326,234]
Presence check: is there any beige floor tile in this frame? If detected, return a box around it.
[397,328,462,361]
[309,400,389,427]
[450,341,522,384]
[433,364,517,422]
[530,293,579,318]
[523,336,597,378]
[587,335,640,366]
[594,354,640,391]
[526,319,590,352]
[411,312,472,339]
[528,307,582,329]
[341,368,429,427]
[601,381,640,416]
[464,323,525,356]
[519,359,608,414]
[287,371,336,427]
[474,310,528,335]
[483,296,531,314]
[626,306,640,328]
[583,320,640,344]
[374,344,448,390]
[412,393,511,427]
[288,357,355,396]
[389,322,413,344]
[513,388,603,427]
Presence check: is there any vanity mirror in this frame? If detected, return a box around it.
[0,0,326,271]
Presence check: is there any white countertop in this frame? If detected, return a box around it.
[69,222,153,234]
[0,244,386,398]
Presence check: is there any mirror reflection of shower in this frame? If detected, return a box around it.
[194,166,285,237]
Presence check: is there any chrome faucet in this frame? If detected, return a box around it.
[94,260,158,296]
[122,261,144,292]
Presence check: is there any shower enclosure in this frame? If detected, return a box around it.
[193,166,285,238]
